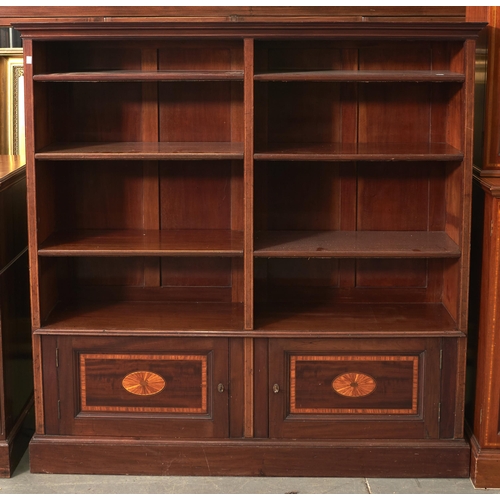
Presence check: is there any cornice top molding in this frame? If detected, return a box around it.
[13,21,487,40]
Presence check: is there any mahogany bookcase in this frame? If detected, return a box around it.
[15,17,484,476]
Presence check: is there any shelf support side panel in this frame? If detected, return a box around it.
[23,39,40,329]
[459,39,476,332]
[443,38,474,331]
[24,38,47,436]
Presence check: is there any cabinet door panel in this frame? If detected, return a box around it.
[269,338,441,439]
[81,353,208,413]
[42,336,229,438]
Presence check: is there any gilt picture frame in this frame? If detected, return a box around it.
[0,48,25,163]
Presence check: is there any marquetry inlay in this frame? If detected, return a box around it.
[290,355,419,415]
[122,371,165,396]
[79,353,207,413]
[332,372,376,398]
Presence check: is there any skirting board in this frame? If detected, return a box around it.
[30,436,470,477]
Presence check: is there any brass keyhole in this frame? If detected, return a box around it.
[273,383,280,394]
[217,383,225,393]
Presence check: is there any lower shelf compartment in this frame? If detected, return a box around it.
[39,301,459,335]
[40,301,244,333]
[255,302,459,335]
[29,435,470,477]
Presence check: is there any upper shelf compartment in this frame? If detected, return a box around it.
[33,79,243,154]
[255,41,466,159]
[32,40,244,153]
[254,39,465,75]
[32,39,244,75]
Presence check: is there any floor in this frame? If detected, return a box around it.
[0,451,499,494]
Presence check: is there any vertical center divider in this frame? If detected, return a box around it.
[141,48,161,287]
[243,38,255,438]
[244,38,255,330]
[339,47,359,289]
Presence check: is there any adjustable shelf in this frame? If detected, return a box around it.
[35,142,244,161]
[254,143,464,162]
[254,231,460,258]
[38,229,244,257]
[33,70,245,82]
[254,69,465,82]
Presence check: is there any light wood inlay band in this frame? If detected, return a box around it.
[80,353,207,413]
[290,355,419,415]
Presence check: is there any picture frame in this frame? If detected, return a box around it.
[0,48,24,163]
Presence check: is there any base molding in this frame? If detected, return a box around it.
[469,433,500,488]
[30,436,470,477]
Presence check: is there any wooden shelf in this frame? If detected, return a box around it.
[254,69,465,82]
[254,143,464,161]
[254,231,460,258]
[255,302,459,334]
[34,70,244,81]
[40,301,244,333]
[38,230,244,257]
[35,142,244,160]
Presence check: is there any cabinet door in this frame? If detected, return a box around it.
[269,338,442,439]
[41,336,229,438]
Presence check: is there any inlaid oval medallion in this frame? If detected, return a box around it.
[332,372,376,398]
[122,371,165,396]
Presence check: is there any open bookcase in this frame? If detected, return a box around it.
[17,20,484,476]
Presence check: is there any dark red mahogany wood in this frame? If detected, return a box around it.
[16,13,482,477]
[468,173,500,487]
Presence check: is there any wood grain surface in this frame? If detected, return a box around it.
[254,231,460,258]
[39,229,244,256]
